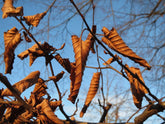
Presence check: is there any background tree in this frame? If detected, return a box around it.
[0,0,165,124]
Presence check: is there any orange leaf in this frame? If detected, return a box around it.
[103,54,121,65]
[68,35,83,103]
[32,78,47,100]
[49,71,65,83]
[80,72,100,117]
[86,25,96,53]
[4,27,22,74]
[18,42,54,66]
[36,99,63,124]
[23,11,46,27]
[1,71,40,96]
[102,27,151,70]
[1,0,23,19]
[68,34,94,103]
[54,54,71,73]
[49,100,62,111]
[124,65,148,108]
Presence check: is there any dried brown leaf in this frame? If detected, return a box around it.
[36,99,63,124]
[23,31,31,42]
[1,0,23,19]
[68,35,83,103]
[49,71,65,82]
[102,27,151,70]
[23,11,46,27]
[124,64,148,108]
[1,71,40,96]
[49,100,62,111]
[54,54,71,73]
[86,25,96,53]
[18,42,54,66]
[4,27,22,74]
[80,72,100,117]
[32,78,47,100]
[103,54,121,65]
[68,34,94,103]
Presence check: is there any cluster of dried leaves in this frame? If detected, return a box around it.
[0,71,63,124]
[1,0,164,123]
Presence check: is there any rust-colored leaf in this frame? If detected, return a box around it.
[124,64,148,108]
[49,71,65,83]
[23,11,46,27]
[1,0,23,19]
[54,54,71,73]
[86,25,96,53]
[1,71,40,96]
[4,27,22,74]
[49,100,62,111]
[32,78,47,100]
[36,99,63,124]
[23,31,31,42]
[68,35,83,103]
[80,72,100,117]
[18,42,54,66]
[103,54,121,65]
[102,27,151,70]
[68,34,94,103]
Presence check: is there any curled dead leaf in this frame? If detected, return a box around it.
[23,11,46,27]
[49,100,62,111]
[102,27,151,70]
[103,54,121,65]
[68,35,83,103]
[54,54,71,73]
[49,71,65,83]
[4,27,22,74]
[18,42,54,66]
[80,72,100,117]
[1,71,40,96]
[124,64,148,108]
[68,34,94,103]
[1,0,23,19]
[36,99,63,124]
[86,25,96,53]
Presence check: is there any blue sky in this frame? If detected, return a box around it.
[0,0,164,123]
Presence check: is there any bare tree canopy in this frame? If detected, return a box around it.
[0,0,165,124]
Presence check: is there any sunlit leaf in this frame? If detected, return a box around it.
[36,99,63,124]
[4,27,22,74]
[1,0,23,19]
[103,54,121,65]
[80,72,100,117]
[18,42,54,66]
[49,71,65,83]
[1,71,40,96]
[23,11,46,27]
[124,64,148,108]
[54,54,71,73]
[102,27,151,70]
[86,25,96,53]
[68,35,83,103]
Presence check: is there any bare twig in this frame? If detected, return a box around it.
[69,0,159,103]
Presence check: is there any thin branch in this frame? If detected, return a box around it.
[0,73,32,112]
[69,0,159,103]
[45,0,57,13]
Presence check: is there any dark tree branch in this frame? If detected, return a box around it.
[69,0,159,103]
